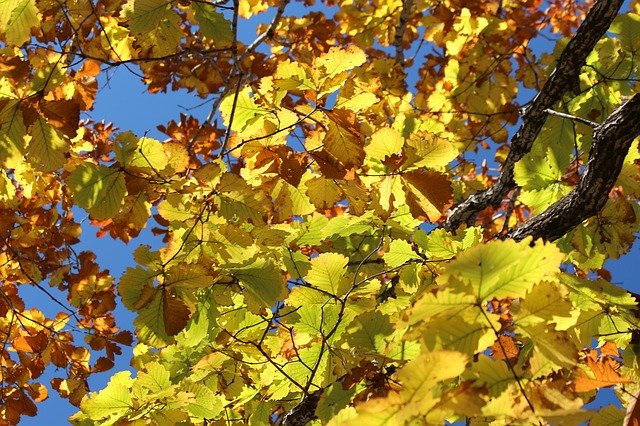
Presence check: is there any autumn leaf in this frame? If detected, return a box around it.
[0,0,637,424]
[572,349,632,393]
[401,169,453,222]
[68,163,127,220]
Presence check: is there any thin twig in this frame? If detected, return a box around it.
[544,109,600,127]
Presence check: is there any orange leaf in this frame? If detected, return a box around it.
[490,334,519,363]
[572,349,631,393]
[26,383,48,402]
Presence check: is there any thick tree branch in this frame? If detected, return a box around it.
[394,0,414,65]
[280,391,321,426]
[508,94,640,241]
[443,0,624,232]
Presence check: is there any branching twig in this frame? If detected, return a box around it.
[443,0,625,232]
[508,94,640,241]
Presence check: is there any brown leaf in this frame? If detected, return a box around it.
[93,356,115,373]
[38,99,80,137]
[51,378,87,406]
[402,169,453,222]
[162,289,191,336]
[624,389,640,426]
[322,108,365,167]
[600,341,620,358]
[26,383,48,403]
[134,284,157,310]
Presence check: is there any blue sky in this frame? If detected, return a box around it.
[21,2,639,423]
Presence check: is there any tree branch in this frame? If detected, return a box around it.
[508,94,640,241]
[443,0,625,232]
[393,0,414,65]
[280,391,322,426]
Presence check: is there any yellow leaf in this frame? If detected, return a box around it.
[115,132,169,173]
[220,87,265,132]
[305,176,342,210]
[305,252,350,296]
[0,0,39,46]
[404,131,457,170]
[0,169,16,206]
[440,238,565,300]
[323,111,365,167]
[0,100,26,167]
[346,351,467,424]
[99,16,134,61]
[315,45,367,79]
[365,127,404,161]
[274,60,316,91]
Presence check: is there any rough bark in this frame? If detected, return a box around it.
[508,94,640,241]
[280,391,321,426]
[279,1,634,424]
[443,0,625,232]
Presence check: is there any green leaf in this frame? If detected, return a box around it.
[78,371,134,421]
[165,263,214,289]
[384,239,420,268]
[135,289,172,346]
[137,361,171,394]
[406,287,476,326]
[514,150,562,190]
[185,382,224,419]
[220,87,265,132]
[610,13,640,51]
[464,355,512,396]
[440,238,564,300]
[345,311,393,354]
[157,193,198,223]
[118,266,159,310]
[120,2,182,57]
[0,100,25,167]
[295,302,341,338]
[421,310,498,355]
[305,252,350,297]
[26,117,68,171]
[232,258,287,311]
[589,405,626,426]
[120,0,171,33]
[68,163,126,220]
[115,132,169,173]
[316,384,356,423]
[192,2,232,46]
[0,0,39,46]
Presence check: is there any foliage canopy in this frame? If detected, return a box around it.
[1,0,640,424]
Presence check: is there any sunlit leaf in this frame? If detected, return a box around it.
[68,163,126,220]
